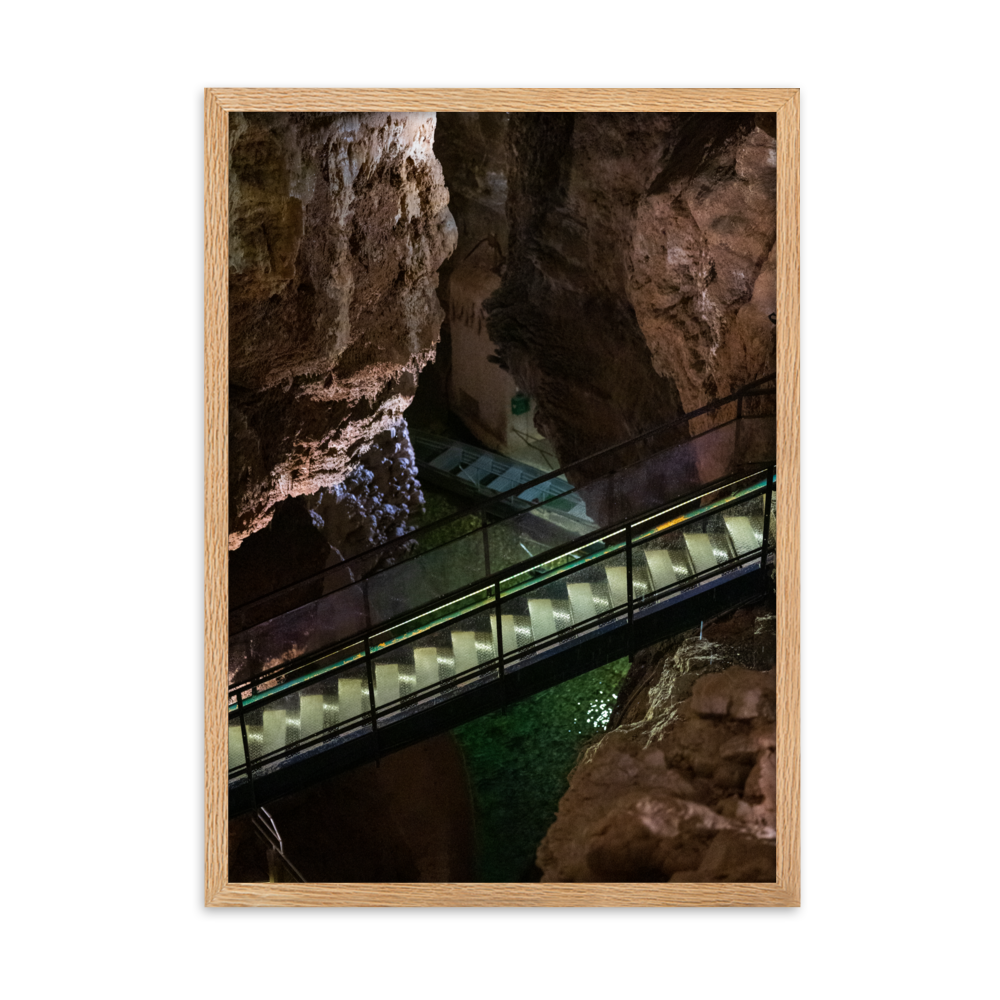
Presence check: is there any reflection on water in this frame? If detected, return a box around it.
[452,657,630,882]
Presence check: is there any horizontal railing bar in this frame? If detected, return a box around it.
[228,542,772,777]
[229,466,772,699]
[229,467,774,701]
[230,459,772,679]
[229,375,776,626]
[230,471,775,710]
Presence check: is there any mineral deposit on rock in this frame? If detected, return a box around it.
[228,111,457,550]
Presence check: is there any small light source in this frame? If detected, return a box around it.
[511,392,530,416]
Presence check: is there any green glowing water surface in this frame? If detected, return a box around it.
[452,656,630,882]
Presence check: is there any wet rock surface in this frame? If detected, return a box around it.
[537,602,778,882]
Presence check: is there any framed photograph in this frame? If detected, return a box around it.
[204,87,801,908]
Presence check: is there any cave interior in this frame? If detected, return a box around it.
[227,110,779,884]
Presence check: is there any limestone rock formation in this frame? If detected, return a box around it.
[537,604,777,882]
[433,112,510,283]
[228,111,457,550]
[228,425,424,612]
[485,112,777,469]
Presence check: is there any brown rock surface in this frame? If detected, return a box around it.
[228,111,456,549]
[536,602,777,882]
[433,112,510,286]
[485,113,776,472]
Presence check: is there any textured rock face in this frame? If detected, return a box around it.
[228,426,424,611]
[433,112,509,275]
[228,111,457,549]
[628,114,777,432]
[485,113,776,469]
[447,240,515,448]
[537,604,777,882]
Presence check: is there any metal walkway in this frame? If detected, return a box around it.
[227,377,777,817]
[411,431,594,528]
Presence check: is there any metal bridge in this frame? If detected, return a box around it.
[411,430,594,528]
[227,376,777,817]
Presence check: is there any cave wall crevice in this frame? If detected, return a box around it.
[481,112,777,471]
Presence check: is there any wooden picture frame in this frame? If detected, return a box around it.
[205,88,800,907]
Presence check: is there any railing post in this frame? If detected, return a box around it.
[733,392,743,468]
[482,512,491,577]
[236,690,257,813]
[494,579,505,714]
[363,636,380,765]
[760,465,775,577]
[362,577,372,632]
[625,523,635,664]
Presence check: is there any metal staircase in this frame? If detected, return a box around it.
[411,430,594,528]
[226,377,777,816]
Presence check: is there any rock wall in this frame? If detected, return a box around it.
[228,426,424,612]
[228,111,457,551]
[485,112,777,469]
[447,240,514,450]
[537,602,777,882]
[432,112,509,314]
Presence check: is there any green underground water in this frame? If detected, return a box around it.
[410,488,631,881]
[452,656,630,882]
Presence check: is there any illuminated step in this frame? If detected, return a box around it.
[398,664,417,699]
[474,631,497,661]
[323,687,339,728]
[229,725,245,770]
[262,708,287,755]
[551,599,573,630]
[299,693,324,739]
[528,598,558,640]
[245,725,263,760]
[513,615,534,647]
[708,533,735,563]
[685,533,716,573]
[684,532,733,573]
[605,564,652,606]
[451,632,480,673]
[490,614,520,653]
[605,566,627,607]
[414,648,441,691]
[437,647,457,681]
[428,445,467,472]
[337,677,366,723]
[457,453,505,485]
[374,664,400,708]
[644,550,679,591]
[724,515,761,555]
[567,582,600,624]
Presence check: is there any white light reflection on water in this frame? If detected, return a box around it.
[454,655,631,881]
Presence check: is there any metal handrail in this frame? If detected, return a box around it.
[250,808,307,883]
[231,419,769,647]
[228,466,776,785]
[229,373,776,627]
[229,463,772,697]
[228,463,775,705]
